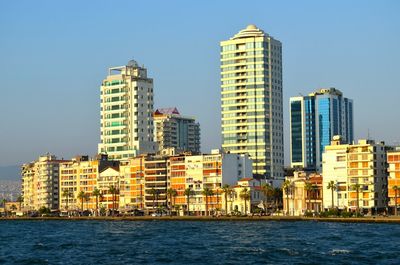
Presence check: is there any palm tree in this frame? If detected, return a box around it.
[202,187,214,216]
[184,187,194,216]
[283,180,292,216]
[239,187,251,215]
[167,188,177,215]
[327,181,337,209]
[393,185,399,216]
[108,185,119,216]
[149,188,157,210]
[222,184,231,215]
[261,183,272,213]
[17,195,23,211]
[62,189,73,211]
[1,198,7,217]
[215,188,220,214]
[352,183,361,215]
[77,191,86,214]
[92,188,101,216]
[84,193,90,211]
[304,182,313,212]
[312,184,319,213]
[273,187,283,211]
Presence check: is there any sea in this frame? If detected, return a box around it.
[0,220,398,264]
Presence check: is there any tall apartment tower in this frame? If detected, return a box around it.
[153,107,201,154]
[290,88,354,171]
[220,24,284,180]
[98,60,157,160]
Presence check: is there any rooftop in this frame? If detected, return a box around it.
[154,107,180,115]
[231,24,267,40]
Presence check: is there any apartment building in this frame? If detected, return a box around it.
[322,136,387,214]
[154,107,200,154]
[21,154,67,211]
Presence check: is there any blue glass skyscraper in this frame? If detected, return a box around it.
[290,88,353,172]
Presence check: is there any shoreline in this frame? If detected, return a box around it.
[1,216,400,223]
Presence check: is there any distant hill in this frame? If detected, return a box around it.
[0,165,20,181]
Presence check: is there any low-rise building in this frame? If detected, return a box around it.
[283,171,323,216]
[227,178,267,215]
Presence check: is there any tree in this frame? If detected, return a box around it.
[1,198,7,217]
[183,187,194,216]
[393,185,399,216]
[304,182,313,212]
[167,188,177,216]
[283,180,292,216]
[77,191,86,214]
[273,188,283,211]
[222,184,232,215]
[17,195,23,211]
[202,187,214,216]
[261,183,272,213]
[215,188,220,214]
[108,185,119,216]
[84,193,90,211]
[327,181,337,209]
[149,188,158,211]
[92,188,102,216]
[352,183,361,215]
[312,184,319,213]
[239,188,251,215]
[62,189,73,211]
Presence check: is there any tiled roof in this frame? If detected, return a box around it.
[154,107,180,115]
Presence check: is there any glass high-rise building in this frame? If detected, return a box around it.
[220,25,284,180]
[98,60,157,160]
[290,88,354,171]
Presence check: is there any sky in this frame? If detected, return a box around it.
[0,0,399,167]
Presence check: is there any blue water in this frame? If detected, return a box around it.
[0,220,399,264]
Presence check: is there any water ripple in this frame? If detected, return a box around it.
[0,220,400,264]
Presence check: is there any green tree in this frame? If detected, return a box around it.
[222,184,232,215]
[108,185,119,216]
[183,187,194,216]
[17,195,23,211]
[202,187,214,216]
[312,184,319,213]
[239,187,251,215]
[77,191,86,214]
[352,183,361,215]
[261,183,272,213]
[149,188,158,211]
[304,182,313,212]
[283,180,292,216]
[393,185,399,216]
[167,188,177,216]
[327,181,337,209]
[92,188,102,216]
[62,189,73,211]
[38,206,50,215]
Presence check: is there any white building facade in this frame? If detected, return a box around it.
[98,60,157,160]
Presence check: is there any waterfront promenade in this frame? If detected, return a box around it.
[2,215,400,223]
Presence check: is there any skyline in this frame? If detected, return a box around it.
[1,0,400,166]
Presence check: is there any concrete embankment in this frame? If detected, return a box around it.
[2,216,400,223]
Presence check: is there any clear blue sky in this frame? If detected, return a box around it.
[0,0,399,166]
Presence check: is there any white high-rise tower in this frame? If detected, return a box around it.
[220,25,284,180]
[98,60,157,160]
